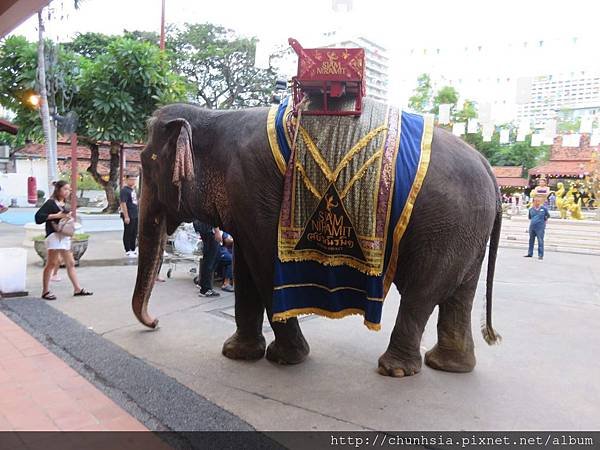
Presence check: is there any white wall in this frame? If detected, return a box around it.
[0,159,51,207]
[15,159,49,197]
[0,173,29,207]
[1,159,109,207]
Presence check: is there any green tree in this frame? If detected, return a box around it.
[454,99,478,123]
[0,36,44,141]
[0,34,188,212]
[462,126,550,170]
[65,32,117,59]
[168,23,277,109]
[407,76,551,170]
[75,37,188,211]
[408,73,432,113]
[65,30,160,58]
[430,86,477,123]
[557,117,581,133]
[489,133,549,170]
[430,85,458,115]
[123,30,160,45]
[462,129,501,161]
[0,36,81,143]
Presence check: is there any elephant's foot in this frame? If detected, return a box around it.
[222,332,266,361]
[424,344,476,373]
[265,336,310,365]
[377,350,422,377]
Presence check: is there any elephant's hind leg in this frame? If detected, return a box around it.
[222,246,266,361]
[424,275,477,373]
[378,293,436,378]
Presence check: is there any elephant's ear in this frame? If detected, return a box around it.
[166,118,195,208]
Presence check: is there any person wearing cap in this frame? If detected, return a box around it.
[120,174,139,258]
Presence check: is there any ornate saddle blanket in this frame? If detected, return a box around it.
[267,97,433,330]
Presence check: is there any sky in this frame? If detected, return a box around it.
[10,0,600,120]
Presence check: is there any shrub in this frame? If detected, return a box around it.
[32,233,90,241]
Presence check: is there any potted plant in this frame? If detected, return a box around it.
[32,233,90,266]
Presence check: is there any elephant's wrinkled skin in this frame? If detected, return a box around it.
[132,103,501,377]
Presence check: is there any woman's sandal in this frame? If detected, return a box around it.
[74,288,93,297]
[41,292,57,301]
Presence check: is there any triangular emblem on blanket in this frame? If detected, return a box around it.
[294,183,366,262]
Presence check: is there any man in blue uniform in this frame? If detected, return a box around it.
[525,196,550,260]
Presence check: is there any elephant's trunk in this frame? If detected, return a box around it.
[131,179,165,329]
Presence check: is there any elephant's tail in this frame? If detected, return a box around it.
[482,205,502,345]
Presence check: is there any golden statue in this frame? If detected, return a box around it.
[555,182,568,219]
[564,182,584,220]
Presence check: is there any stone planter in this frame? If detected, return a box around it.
[24,222,82,247]
[33,236,89,267]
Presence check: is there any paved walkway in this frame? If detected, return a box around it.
[21,246,597,431]
[0,311,146,431]
[1,221,599,432]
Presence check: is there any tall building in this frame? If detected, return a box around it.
[396,34,600,123]
[516,73,600,127]
[320,33,389,102]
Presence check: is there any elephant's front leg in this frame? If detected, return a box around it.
[378,291,436,377]
[265,315,310,365]
[221,246,266,360]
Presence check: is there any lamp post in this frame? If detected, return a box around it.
[55,112,79,219]
[71,133,78,220]
[159,0,166,51]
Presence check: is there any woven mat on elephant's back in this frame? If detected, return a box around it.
[266,96,434,330]
[279,97,398,275]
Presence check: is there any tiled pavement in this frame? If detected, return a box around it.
[0,311,146,431]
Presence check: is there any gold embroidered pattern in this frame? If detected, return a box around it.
[340,149,383,199]
[295,161,322,199]
[298,126,335,181]
[297,124,388,183]
[273,282,383,301]
[332,125,387,181]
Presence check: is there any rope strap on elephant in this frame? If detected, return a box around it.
[267,97,434,330]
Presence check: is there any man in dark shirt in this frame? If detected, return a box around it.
[525,196,550,260]
[192,220,220,297]
[120,174,139,258]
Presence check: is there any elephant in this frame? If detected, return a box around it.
[131,102,501,378]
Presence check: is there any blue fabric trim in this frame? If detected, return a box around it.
[275,97,291,165]
[382,112,425,268]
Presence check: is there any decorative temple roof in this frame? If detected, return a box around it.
[13,140,143,174]
[492,166,528,187]
[529,133,597,178]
